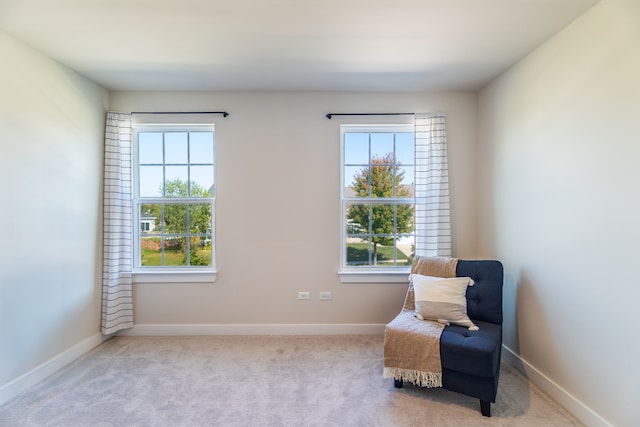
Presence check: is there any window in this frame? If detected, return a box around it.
[132,123,215,281]
[340,125,414,281]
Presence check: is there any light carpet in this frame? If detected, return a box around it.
[0,335,584,426]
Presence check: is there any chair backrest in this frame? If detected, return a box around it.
[456,260,504,325]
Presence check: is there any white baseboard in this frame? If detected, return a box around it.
[116,323,387,336]
[502,345,611,427]
[0,333,107,407]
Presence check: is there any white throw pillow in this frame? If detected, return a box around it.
[411,274,479,330]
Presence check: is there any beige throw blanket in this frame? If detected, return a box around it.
[383,256,458,388]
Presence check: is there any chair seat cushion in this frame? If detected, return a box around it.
[440,321,502,378]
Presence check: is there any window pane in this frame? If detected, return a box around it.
[371,204,396,236]
[396,235,415,266]
[164,237,187,266]
[346,240,371,266]
[163,204,187,233]
[371,133,394,160]
[139,166,163,197]
[189,236,212,266]
[190,165,214,196]
[190,132,214,163]
[344,166,368,198]
[395,132,414,165]
[373,243,393,266]
[139,132,163,164]
[165,132,188,164]
[189,203,211,234]
[140,204,160,233]
[140,236,162,266]
[164,167,189,197]
[344,132,369,164]
[396,166,414,196]
[396,203,415,235]
[370,166,394,197]
[346,203,370,237]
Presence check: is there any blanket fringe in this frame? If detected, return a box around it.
[383,367,442,388]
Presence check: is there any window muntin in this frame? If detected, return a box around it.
[133,127,215,271]
[341,125,414,269]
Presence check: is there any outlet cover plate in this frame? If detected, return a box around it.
[298,291,310,300]
[319,291,332,300]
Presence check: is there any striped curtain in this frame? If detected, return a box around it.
[414,113,452,257]
[101,112,134,335]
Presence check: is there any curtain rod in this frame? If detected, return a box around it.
[325,112,415,119]
[132,111,229,117]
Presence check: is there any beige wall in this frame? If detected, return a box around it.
[110,91,479,326]
[477,0,639,425]
[0,31,108,396]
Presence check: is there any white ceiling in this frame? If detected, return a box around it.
[0,0,600,92]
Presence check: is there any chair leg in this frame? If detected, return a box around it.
[480,400,491,417]
[394,379,403,388]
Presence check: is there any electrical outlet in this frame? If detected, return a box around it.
[319,291,332,301]
[298,291,310,300]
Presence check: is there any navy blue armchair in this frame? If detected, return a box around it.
[390,259,504,416]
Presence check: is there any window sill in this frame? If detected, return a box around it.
[133,270,217,284]
[338,269,410,283]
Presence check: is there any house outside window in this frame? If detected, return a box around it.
[340,125,414,282]
[132,122,215,281]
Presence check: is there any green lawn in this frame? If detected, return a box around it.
[141,235,212,266]
[142,247,212,266]
[346,242,411,266]
[142,246,185,266]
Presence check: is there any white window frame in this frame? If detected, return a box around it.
[131,119,216,283]
[339,124,414,283]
